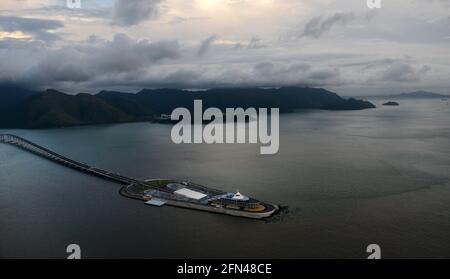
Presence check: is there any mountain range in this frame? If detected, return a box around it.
[383,91,450,99]
[0,85,375,129]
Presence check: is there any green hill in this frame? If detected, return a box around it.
[1,90,134,128]
[0,86,375,129]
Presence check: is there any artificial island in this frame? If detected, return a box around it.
[0,134,279,219]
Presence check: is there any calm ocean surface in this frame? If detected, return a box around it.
[1,98,449,258]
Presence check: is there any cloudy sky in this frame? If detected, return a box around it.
[0,0,449,95]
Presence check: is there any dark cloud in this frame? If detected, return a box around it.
[162,69,203,85]
[91,34,180,73]
[253,62,313,78]
[7,34,180,88]
[197,35,219,57]
[297,12,356,39]
[367,59,432,83]
[111,0,162,27]
[89,61,342,90]
[252,61,341,87]
[0,15,64,42]
[379,62,427,82]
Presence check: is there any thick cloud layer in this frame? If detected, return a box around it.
[0,34,180,89]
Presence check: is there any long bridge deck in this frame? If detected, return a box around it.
[0,134,138,185]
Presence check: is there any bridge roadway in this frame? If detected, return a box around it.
[0,134,139,185]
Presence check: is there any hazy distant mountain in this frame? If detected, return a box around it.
[0,86,375,129]
[0,84,37,109]
[389,91,449,99]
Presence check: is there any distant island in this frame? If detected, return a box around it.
[0,85,375,129]
[383,91,450,99]
[383,101,400,106]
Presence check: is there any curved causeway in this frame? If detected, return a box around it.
[0,134,279,219]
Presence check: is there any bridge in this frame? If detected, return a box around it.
[0,134,280,219]
[0,134,139,185]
